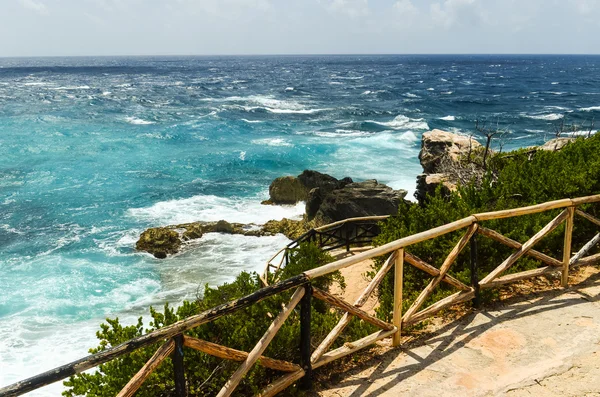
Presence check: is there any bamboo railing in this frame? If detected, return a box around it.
[2,195,600,397]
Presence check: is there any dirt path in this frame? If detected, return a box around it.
[317,263,600,397]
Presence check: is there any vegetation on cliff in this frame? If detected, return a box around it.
[373,134,600,321]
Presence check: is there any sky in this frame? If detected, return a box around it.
[1,0,600,57]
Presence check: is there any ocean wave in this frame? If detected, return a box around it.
[525,129,546,133]
[205,95,326,115]
[368,115,429,130]
[241,118,264,124]
[521,113,563,121]
[125,116,155,125]
[127,194,305,225]
[439,115,455,121]
[310,130,374,138]
[580,106,600,112]
[250,138,293,147]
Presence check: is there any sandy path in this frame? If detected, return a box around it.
[316,265,600,397]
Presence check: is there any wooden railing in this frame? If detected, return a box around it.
[261,215,390,285]
[2,195,600,397]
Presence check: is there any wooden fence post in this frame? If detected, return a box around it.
[470,233,481,309]
[300,284,313,390]
[172,334,187,397]
[562,206,575,287]
[393,248,404,347]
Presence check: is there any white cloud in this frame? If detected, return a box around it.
[430,0,486,29]
[19,0,48,14]
[328,0,370,18]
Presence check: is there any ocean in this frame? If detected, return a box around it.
[1,54,599,394]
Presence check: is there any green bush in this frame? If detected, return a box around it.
[373,134,600,322]
[63,243,371,396]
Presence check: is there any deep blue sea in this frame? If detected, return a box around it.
[1,55,600,394]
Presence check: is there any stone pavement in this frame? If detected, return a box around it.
[317,267,600,397]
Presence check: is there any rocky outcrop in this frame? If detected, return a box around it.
[416,129,482,203]
[262,218,314,240]
[415,173,455,204]
[537,137,575,151]
[268,176,307,204]
[136,228,182,259]
[314,180,408,224]
[419,129,482,174]
[136,219,312,258]
[267,170,353,205]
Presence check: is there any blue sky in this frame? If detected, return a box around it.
[2,0,599,56]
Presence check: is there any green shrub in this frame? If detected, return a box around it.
[373,134,600,322]
[63,243,371,396]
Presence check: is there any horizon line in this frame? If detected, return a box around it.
[2,53,600,60]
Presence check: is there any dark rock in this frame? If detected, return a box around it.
[314,180,408,224]
[267,170,353,206]
[268,176,307,204]
[136,227,181,258]
[306,187,326,221]
[297,170,351,192]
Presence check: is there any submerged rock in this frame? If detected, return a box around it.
[314,180,408,224]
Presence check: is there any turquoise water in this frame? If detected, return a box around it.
[1,55,600,394]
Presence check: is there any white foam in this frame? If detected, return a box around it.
[250,138,293,147]
[439,115,455,121]
[311,130,373,138]
[241,118,264,124]
[551,82,560,85]
[369,115,429,130]
[52,85,91,90]
[580,106,600,112]
[285,87,294,91]
[127,194,305,225]
[203,95,325,115]
[125,116,155,125]
[522,113,563,121]
[239,151,246,161]
[404,93,419,98]
[427,88,435,91]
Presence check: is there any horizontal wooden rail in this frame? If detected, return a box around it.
[183,336,301,372]
[314,215,391,232]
